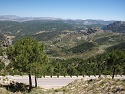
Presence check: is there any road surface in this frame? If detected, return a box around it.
[5,75,125,89]
[13,76,83,88]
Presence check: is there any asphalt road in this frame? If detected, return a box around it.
[13,76,83,88]
[8,75,125,89]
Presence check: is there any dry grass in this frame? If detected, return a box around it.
[46,78,125,94]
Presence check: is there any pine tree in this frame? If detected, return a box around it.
[7,37,48,91]
[106,50,125,79]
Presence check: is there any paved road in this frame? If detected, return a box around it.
[6,75,125,89]
[13,76,83,88]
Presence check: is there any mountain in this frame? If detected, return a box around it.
[0,20,74,36]
[64,19,114,25]
[0,16,125,60]
[0,15,114,25]
[0,15,61,22]
[103,21,125,33]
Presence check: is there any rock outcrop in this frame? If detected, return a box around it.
[0,35,12,66]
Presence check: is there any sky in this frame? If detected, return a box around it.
[0,0,125,21]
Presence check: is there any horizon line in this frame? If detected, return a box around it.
[0,15,124,21]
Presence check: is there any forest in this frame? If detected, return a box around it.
[0,37,125,79]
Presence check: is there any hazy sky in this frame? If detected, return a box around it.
[0,0,125,20]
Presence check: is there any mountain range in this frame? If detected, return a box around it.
[103,21,125,33]
[0,15,114,25]
[0,15,125,64]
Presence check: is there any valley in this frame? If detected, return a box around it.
[0,18,124,60]
[0,17,125,93]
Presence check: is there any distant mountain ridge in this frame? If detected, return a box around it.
[103,21,125,33]
[0,15,114,25]
[0,15,61,22]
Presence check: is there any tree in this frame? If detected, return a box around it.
[30,45,48,87]
[95,55,105,77]
[106,50,125,79]
[0,60,5,75]
[61,67,68,77]
[54,62,63,78]
[7,37,48,91]
[48,64,54,78]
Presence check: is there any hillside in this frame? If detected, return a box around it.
[46,31,125,59]
[0,20,74,36]
[103,21,125,33]
[0,19,125,63]
[0,17,125,94]
[0,19,113,37]
[46,78,125,94]
[0,19,113,44]
[1,20,125,59]
[68,42,96,53]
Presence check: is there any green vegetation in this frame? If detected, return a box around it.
[19,50,124,78]
[94,36,110,45]
[4,32,125,79]
[68,42,96,53]
[106,50,125,79]
[31,31,61,41]
[0,47,2,56]
[6,37,48,91]
[106,41,125,51]
[0,20,125,93]
[0,61,5,75]
[0,20,74,36]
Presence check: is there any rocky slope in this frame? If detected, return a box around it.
[103,21,125,33]
[46,78,125,94]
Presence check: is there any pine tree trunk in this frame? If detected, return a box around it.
[112,68,116,79]
[98,71,101,78]
[98,74,101,78]
[28,73,32,92]
[35,75,37,87]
